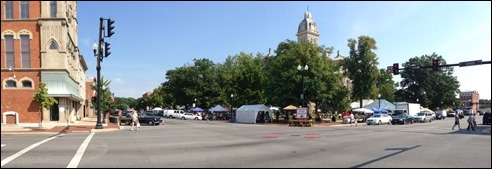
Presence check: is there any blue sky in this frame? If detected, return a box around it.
[77,1,491,99]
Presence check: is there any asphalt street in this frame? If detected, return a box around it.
[1,116,490,168]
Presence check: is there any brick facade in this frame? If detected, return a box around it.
[1,1,88,126]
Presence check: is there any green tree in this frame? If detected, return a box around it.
[265,40,348,117]
[376,69,396,102]
[91,77,112,111]
[344,35,380,108]
[33,82,58,126]
[230,52,267,105]
[395,53,460,110]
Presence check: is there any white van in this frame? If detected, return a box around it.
[164,109,185,118]
[152,107,164,116]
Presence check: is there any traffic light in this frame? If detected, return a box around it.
[432,59,439,71]
[392,63,399,75]
[106,19,115,37]
[104,42,111,57]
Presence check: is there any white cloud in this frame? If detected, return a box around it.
[111,78,125,85]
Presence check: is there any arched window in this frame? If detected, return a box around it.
[5,80,17,88]
[49,40,58,50]
[22,80,33,88]
[20,34,31,68]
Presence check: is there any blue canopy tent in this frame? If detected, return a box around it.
[191,107,204,112]
[364,99,395,111]
[210,105,228,112]
[368,107,388,114]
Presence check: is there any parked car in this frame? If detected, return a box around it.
[483,112,491,125]
[366,114,392,125]
[463,109,473,116]
[391,114,414,125]
[119,111,134,125]
[119,112,162,126]
[181,113,202,120]
[413,112,433,123]
[435,112,446,120]
[138,112,163,125]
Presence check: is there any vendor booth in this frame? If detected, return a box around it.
[235,104,273,124]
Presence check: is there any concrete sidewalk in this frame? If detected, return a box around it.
[1,117,121,135]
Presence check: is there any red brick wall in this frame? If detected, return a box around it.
[1,1,42,123]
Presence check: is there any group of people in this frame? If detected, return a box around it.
[452,113,477,131]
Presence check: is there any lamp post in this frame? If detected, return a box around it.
[8,66,16,79]
[230,94,235,122]
[93,40,103,129]
[378,94,381,108]
[297,64,308,108]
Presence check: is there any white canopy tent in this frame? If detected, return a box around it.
[352,108,374,114]
[236,104,273,124]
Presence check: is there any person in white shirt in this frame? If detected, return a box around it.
[350,113,355,127]
[131,110,140,131]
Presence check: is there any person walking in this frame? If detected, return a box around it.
[131,110,140,131]
[466,114,475,131]
[353,115,358,127]
[350,113,355,127]
[452,113,461,130]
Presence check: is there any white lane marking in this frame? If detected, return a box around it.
[67,132,95,168]
[1,134,65,167]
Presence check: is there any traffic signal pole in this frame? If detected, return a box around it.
[95,17,115,129]
[391,60,491,75]
[95,17,104,129]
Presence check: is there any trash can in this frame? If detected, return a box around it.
[109,116,119,124]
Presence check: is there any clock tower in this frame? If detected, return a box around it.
[296,8,319,45]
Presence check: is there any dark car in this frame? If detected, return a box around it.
[138,112,162,125]
[483,112,491,125]
[119,111,133,125]
[119,112,162,126]
[435,112,446,120]
[391,114,414,125]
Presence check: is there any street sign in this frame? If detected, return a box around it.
[386,66,392,74]
[459,60,482,67]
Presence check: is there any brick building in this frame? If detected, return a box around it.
[1,1,90,126]
[459,90,480,113]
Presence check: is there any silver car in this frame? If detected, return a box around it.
[413,112,433,123]
[366,114,392,125]
[181,113,202,120]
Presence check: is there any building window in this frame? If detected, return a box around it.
[5,35,14,68]
[50,1,57,18]
[20,35,31,68]
[49,40,58,50]
[20,1,29,19]
[5,1,13,19]
[22,80,33,88]
[5,80,17,88]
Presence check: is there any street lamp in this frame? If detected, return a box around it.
[93,41,103,129]
[230,94,235,122]
[378,94,381,108]
[297,64,308,108]
[8,66,16,79]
